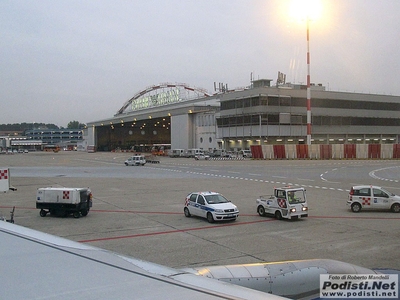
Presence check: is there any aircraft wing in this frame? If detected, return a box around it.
[0,220,285,300]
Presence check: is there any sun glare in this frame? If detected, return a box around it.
[288,0,323,22]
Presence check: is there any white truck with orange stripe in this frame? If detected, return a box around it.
[347,185,400,213]
[36,187,92,218]
[256,187,308,220]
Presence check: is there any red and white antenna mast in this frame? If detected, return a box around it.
[306,17,312,145]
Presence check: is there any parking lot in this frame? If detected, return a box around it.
[1,151,399,271]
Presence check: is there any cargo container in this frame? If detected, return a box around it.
[36,187,92,218]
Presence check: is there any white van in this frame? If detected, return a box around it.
[212,149,227,157]
[239,150,252,158]
[185,149,203,158]
[169,149,185,157]
[124,155,146,166]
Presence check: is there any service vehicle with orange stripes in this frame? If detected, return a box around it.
[256,186,308,220]
[36,187,92,218]
[348,185,400,213]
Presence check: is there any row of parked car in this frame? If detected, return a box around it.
[170,149,252,159]
[1,149,29,154]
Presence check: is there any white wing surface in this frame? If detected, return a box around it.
[0,221,285,300]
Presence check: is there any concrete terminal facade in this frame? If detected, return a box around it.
[85,79,400,154]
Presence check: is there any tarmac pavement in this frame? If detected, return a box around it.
[1,151,399,271]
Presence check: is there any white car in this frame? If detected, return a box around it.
[124,155,146,166]
[347,185,400,213]
[194,153,210,160]
[184,191,239,223]
[238,150,252,158]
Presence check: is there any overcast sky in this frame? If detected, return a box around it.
[1,0,399,127]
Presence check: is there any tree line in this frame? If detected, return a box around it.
[0,121,86,131]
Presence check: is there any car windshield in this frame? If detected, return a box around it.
[380,187,395,196]
[287,190,306,204]
[205,194,229,204]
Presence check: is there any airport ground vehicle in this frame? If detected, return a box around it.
[256,187,308,220]
[184,191,239,223]
[238,149,252,158]
[124,155,146,166]
[169,149,185,157]
[347,185,400,213]
[194,153,209,160]
[210,149,227,157]
[43,145,60,152]
[151,144,171,156]
[36,187,92,218]
[185,148,203,158]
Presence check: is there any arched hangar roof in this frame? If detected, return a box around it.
[116,82,212,116]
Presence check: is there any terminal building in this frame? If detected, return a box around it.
[25,129,83,150]
[1,129,83,152]
[85,78,400,157]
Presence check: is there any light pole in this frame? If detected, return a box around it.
[287,0,321,145]
[306,16,312,145]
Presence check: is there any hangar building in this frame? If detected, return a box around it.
[85,79,400,153]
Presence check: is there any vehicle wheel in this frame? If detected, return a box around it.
[206,212,214,223]
[184,207,191,217]
[275,211,282,220]
[39,209,47,217]
[73,211,80,218]
[81,209,89,216]
[257,205,265,216]
[125,163,128,166]
[391,203,400,213]
[351,202,362,213]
